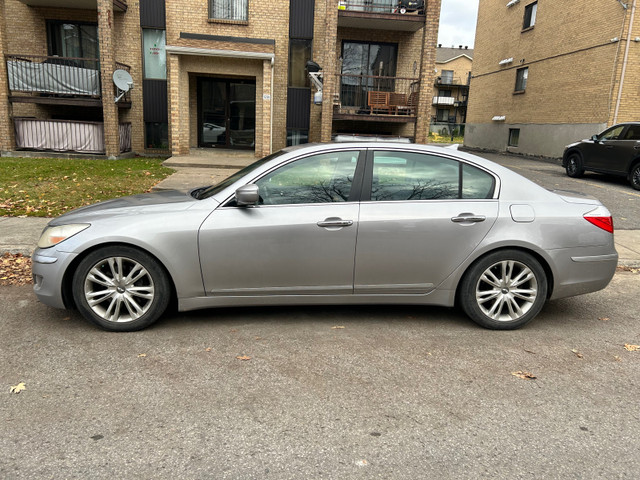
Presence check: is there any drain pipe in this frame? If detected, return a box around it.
[614,0,636,124]
[270,57,274,154]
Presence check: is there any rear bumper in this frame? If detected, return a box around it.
[549,247,618,300]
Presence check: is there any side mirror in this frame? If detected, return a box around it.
[591,135,599,142]
[235,184,259,206]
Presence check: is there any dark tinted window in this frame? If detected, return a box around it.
[623,125,640,140]
[256,151,359,205]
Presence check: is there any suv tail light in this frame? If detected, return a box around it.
[584,206,614,233]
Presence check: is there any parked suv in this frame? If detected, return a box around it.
[562,122,640,190]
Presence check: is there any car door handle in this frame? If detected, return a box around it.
[317,218,353,228]
[451,213,486,223]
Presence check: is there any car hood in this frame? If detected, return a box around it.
[550,189,601,205]
[49,189,201,225]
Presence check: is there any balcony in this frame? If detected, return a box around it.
[16,0,127,12]
[14,118,131,154]
[432,96,455,106]
[435,75,470,87]
[338,1,426,32]
[334,74,419,122]
[6,54,131,108]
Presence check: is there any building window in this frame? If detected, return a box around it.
[289,39,312,88]
[440,70,454,84]
[146,122,169,149]
[439,89,452,97]
[515,67,528,92]
[209,0,248,21]
[523,2,537,29]
[436,109,450,122]
[143,29,166,80]
[287,129,309,146]
[47,21,98,59]
[508,128,520,147]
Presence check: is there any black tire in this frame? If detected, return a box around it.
[459,250,548,330]
[630,163,640,191]
[72,246,170,331]
[565,152,585,178]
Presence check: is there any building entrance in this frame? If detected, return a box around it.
[198,77,256,149]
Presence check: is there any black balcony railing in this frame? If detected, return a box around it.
[336,74,419,117]
[6,54,132,103]
[338,1,425,14]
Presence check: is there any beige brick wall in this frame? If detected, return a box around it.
[468,0,629,127]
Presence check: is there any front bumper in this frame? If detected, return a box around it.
[32,248,78,310]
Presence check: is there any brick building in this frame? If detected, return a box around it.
[465,0,640,157]
[431,45,472,136]
[0,0,442,159]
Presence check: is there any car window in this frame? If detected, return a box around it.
[462,163,495,199]
[598,125,625,141]
[255,151,359,205]
[371,152,459,201]
[623,125,640,140]
[370,151,495,201]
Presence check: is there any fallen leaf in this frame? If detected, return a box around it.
[624,344,639,352]
[205,347,212,352]
[614,355,622,362]
[331,326,346,329]
[356,459,368,467]
[138,353,147,358]
[10,382,26,394]
[511,371,537,380]
[524,349,537,354]
[571,349,584,359]
[599,317,610,322]
[236,355,251,361]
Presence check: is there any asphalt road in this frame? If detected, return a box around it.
[474,151,640,230]
[2,270,640,478]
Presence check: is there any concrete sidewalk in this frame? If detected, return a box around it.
[1,148,639,267]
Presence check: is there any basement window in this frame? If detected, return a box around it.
[508,128,520,147]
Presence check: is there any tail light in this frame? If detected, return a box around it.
[584,206,614,233]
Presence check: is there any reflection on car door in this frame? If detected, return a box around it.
[198,150,364,296]
[354,150,499,295]
[590,124,627,172]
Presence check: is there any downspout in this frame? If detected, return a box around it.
[270,57,274,154]
[614,0,636,124]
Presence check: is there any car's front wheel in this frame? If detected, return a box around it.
[630,163,640,190]
[72,246,171,331]
[459,250,548,330]
[565,153,585,178]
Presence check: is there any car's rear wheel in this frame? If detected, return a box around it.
[460,250,548,330]
[565,153,585,178]
[72,246,170,331]
[630,163,640,190]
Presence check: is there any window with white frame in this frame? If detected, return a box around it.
[515,67,528,92]
[523,1,537,29]
[209,0,248,21]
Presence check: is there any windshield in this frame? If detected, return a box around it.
[193,151,286,200]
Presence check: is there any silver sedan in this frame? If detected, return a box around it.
[32,143,618,331]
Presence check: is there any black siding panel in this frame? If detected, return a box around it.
[290,0,315,39]
[140,0,166,28]
[286,87,311,129]
[143,80,168,123]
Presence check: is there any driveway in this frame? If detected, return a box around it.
[2,269,640,478]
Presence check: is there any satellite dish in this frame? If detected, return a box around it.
[113,69,133,103]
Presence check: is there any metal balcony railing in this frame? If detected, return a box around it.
[337,74,420,117]
[338,1,425,14]
[6,55,132,103]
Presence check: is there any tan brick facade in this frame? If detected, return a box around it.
[1,0,441,158]
[466,0,639,157]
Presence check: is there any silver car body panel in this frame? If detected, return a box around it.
[32,142,618,316]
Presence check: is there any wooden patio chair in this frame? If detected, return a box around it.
[368,91,391,114]
[389,92,408,114]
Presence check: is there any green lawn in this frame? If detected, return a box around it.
[428,134,465,144]
[0,157,174,217]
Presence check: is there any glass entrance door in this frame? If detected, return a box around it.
[198,78,256,149]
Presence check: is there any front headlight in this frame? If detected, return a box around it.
[37,224,90,249]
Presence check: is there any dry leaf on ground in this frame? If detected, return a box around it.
[0,253,33,286]
[571,349,584,359]
[331,326,346,329]
[599,317,610,322]
[138,353,147,358]
[236,355,251,361]
[10,382,26,394]
[623,344,639,352]
[511,371,537,380]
